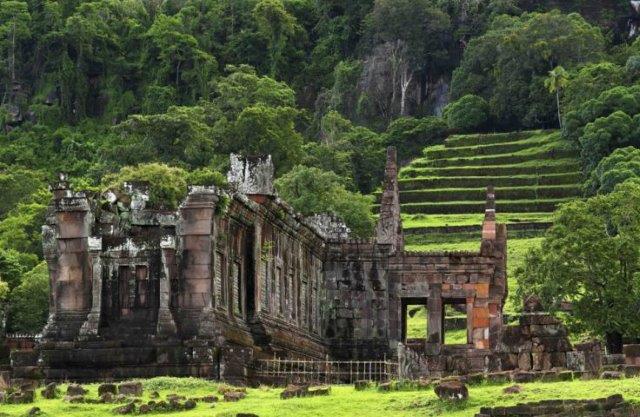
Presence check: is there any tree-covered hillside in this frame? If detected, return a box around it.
[2,0,640,346]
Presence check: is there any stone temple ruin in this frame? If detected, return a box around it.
[19,147,591,384]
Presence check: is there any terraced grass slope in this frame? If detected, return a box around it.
[394,130,582,311]
[397,130,581,241]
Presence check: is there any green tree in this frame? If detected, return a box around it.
[444,95,490,133]
[275,165,375,237]
[0,0,31,85]
[452,11,605,129]
[578,111,640,174]
[252,0,302,78]
[233,104,303,174]
[7,262,49,333]
[516,180,640,353]
[544,66,569,129]
[145,13,217,102]
[585,146,640,195]
[114,106,215,168]
[0,190,49,256]
[563,62,625,114]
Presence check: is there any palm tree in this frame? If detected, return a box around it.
[545,66,569,129]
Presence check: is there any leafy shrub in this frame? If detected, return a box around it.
[102,163,189,210]
[186,167,227,187]
[444,95,490,132]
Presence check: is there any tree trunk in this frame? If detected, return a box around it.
[11,21,16,83]
[556,90,562,129]
[400,67,413,117]
[605,331,624,354]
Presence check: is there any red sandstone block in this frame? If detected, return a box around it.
[475,339,489,349]
[476,283,489,298]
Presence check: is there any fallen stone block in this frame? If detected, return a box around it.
[7,389,34,404]
[27,406,42,416]
[198,395,218,403]
[512,371,537,383]
[118,381,143,397]
[224,391,246,402]
[98,383,117,396]
[99,392,115,403]
[41,382,59,399]
[64,394,85,403]
[66,383,87,396]
[503,385,522,394]
[625,365,640,378]
[601,371,624,380]
[308,385,331,396]
[280,384,308,399]
[434,380,468,402]
[624,344,640,366]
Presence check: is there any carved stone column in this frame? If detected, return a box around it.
[157,236,178,338]
[79,237,103,337]
[42,176,93,340]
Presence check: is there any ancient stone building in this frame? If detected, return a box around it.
[36,147,513,382]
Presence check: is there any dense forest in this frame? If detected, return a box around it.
[2,0,640,346]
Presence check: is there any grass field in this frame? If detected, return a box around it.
[3,377,640,417]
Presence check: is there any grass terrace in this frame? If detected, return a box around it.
[392,130,578,314]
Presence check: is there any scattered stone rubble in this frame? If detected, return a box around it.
[475,395,639,417]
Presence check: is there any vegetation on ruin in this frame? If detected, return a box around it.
[2,377,640,416]
[0,0,640,352]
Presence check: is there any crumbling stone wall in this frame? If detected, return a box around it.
[35,147,519,383]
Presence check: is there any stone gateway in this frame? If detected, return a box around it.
[35,147,526,383]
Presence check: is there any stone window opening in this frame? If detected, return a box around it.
[401,298,428,345]
[443,299,469,346]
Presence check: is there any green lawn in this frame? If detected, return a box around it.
[3,377,640,417]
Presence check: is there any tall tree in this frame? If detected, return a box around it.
[0,0,31,93]
[252,0,302,78]
[516,180,640,353]
[545,65,569,128]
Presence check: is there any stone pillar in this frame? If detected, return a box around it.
[253,221,262,314]
[43,176,93,340]
[426,284,443,355]
[177,187,218,337]
[480,186,496,255]
[157,236,177,337]
[79,237,103,337]
[376,147,404,252]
